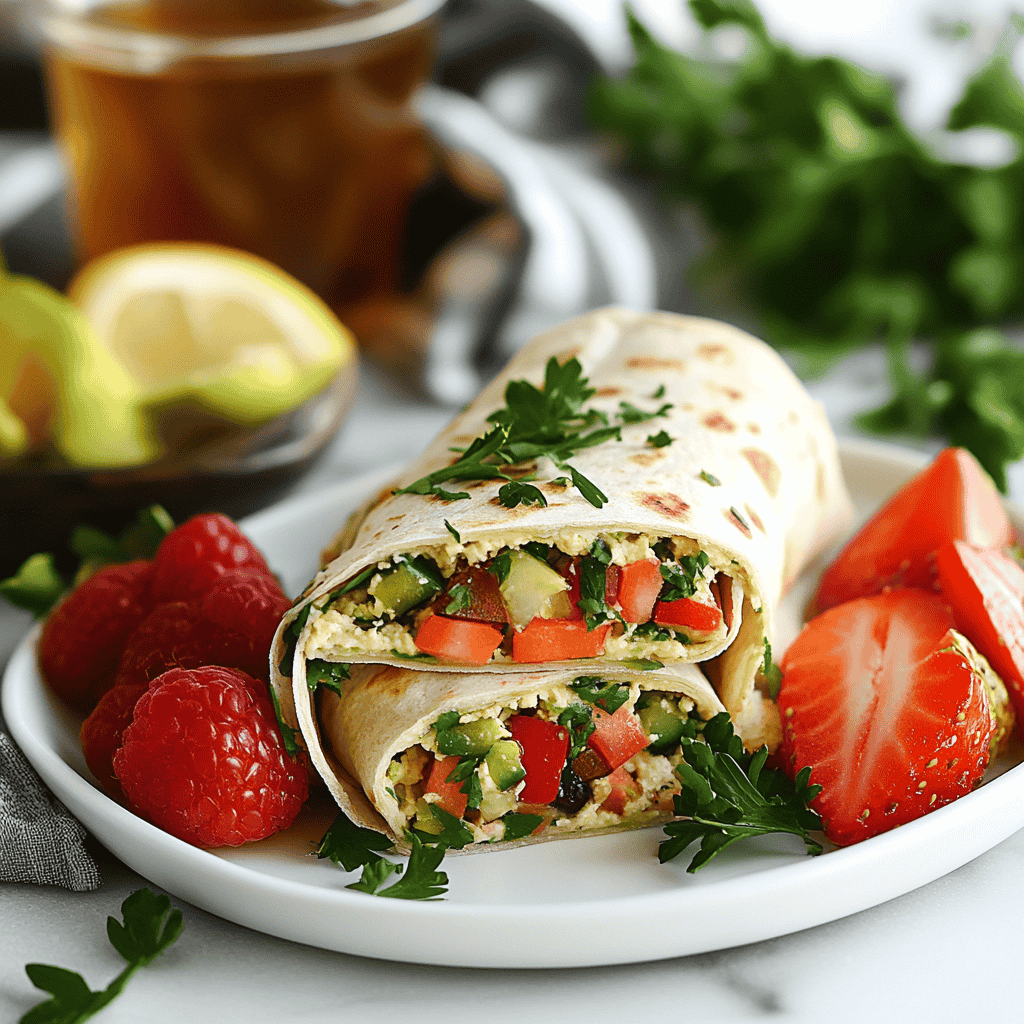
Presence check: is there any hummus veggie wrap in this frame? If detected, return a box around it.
[269,307,851,846]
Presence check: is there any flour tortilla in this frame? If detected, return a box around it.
[271,308,850,741]
[292,659,727,851]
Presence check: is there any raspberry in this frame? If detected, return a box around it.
[113,666,308,846]
[150,513,274,603]
[114,600,270,688]
[80,682,148,801]
[39,561,155,713]
[200,569,291,656]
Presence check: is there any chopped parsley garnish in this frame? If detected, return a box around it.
[306,659,351,696]
[617,400,673,424]
[412,806,474,850]
[267,685,302,759]
[652,384,667,399]
[577,545,620,631]
[278,602,314,676]
[616,657,665,670]
[761,638,784,700]
[499,813,545,841]
[444,584,474,616]
[316,811,393,872]
[395,357,621,508]
[488,550,513,585]
[333,564,377,597]
[445,757,484,809]
[523,541,551,561]
[630,622,675,643]
[444,520,461,543]
[557,702,597,759]
[730,507,751,532]
[647,430,673,447]
[20,888,183,1024]
[570,677,631,714]
[700,470,721,486]
[659,551,711,601]
[659,713,823,872]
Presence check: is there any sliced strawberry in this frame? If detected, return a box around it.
[935,540,1024,731]
[778,589,996,847]
[814,448,1010,613]
[436,566,510,626]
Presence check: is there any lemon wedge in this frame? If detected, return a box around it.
[69,243,356,427]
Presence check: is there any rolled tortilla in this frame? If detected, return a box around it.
[272,308,851,739]
[293,659,729,850]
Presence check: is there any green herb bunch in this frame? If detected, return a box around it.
[591,0,1024,489]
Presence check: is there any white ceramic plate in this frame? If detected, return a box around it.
[6,438,1024,969]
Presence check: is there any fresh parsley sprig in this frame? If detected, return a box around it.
[659,714,823,872]
[395,357,622,509]
[21,888,183,1024]
[659,551,711,601]
[315,812,454,900]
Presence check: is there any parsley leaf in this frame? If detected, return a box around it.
[21,888,183,1024]
[761,639,784,700]
[487,550,513,585]
[647,430,673,447]
[570,676,631,714]
[577,553,619,630]
[267,684,302,759]
[700,470,721,486]
[659,552,710,601]
[557,702,597,759]
[0,553,65,619]
[306,659,351,696]
[617,400,673,424]
[652,384,667,399]
[444,520,461,543]
[659,713,823,872]
[412,806,474,850]
[444,584,474,616]
[279,602,314,676]
[345,857,402,895]
[315,812,393,872]
[395,356,620,508]
[499,813,545,841]
[377,835,450,900]
[523,541,551,561]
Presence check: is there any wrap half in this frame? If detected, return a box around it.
[289,659,730,850]
[272,308,851,743]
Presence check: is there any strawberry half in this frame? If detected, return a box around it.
[935,540,1024,728]
[778,589,1001,847]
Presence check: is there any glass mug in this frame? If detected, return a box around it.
[34,0,443,311]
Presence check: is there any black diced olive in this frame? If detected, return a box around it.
[552,764,589,814]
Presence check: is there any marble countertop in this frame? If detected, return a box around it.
[2,353,1023,1023]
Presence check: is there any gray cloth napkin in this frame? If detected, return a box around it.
[0,729,101,890]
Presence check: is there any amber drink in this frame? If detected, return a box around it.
[37,0,441,308]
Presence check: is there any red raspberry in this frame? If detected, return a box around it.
[150,513,274,603]
[112,666,308,847]
[200,569,291,656]
[113,600,270,688]
[39,561,155,713]
[80,682,148,801]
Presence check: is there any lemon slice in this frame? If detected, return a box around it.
[70,243,356,426]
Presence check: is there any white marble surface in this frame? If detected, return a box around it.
[2,354,1024,1023]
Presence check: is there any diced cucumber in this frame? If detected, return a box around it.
[486,739,526,791]
[638,697,686,754]
[373,559,442,617]
[386,760,404,783]
[479,789,518,822]
[436,718,504,756]
[499,549,570,628]
[413,798,444,834]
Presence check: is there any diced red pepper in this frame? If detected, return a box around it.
[561,561,621,620]
[423,754,469,818]
[599,766,642,815]
[617,559,662,623]
[512,618,610,662]
[414,614,503,664]
[587,705,649,772]
[654,597,723,633]
[507,715,570,804]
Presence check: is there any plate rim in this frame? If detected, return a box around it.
[6,439,1024,968]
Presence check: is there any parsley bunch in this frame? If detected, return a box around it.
[396,357,669,508]
[660,714,823,871]
[592,1,1024,489]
